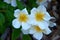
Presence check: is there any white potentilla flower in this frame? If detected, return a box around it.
[4,0,17,7]
[22,25,52,40]
[36,0,47,5]
[11,0,17,7]
[36,0,51,7]
[12,8,31,30]
[4,0,11,4]
[30,5,51,27]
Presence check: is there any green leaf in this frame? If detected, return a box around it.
[0,13,5,26]
[0,0,3,2]
[5,10,14,26]
[11,29,21,40]
[16,0,25,10]
[0,13,6,34]
[27,0,37,8]
[0,25,6,35]
[23,35,32,40]
[0,2,7,9]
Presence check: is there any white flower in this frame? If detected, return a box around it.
[30,5,51,28]
[36,0,51,7]
[36,0,47,5]
[22,25,52,40]
[12,8,31,30]
[4,0,17,7]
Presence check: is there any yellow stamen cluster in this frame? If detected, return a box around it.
[35,12,44,21]
[34,26,43,32]
[18,13,28,22]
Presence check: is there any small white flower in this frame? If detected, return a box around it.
[4,0,11,4]
[36,0,47,5]
[36,0,51,7]
[30,5,51,27]
[4,0,17,7]
[12,8,31,30]
[22,25,51,40]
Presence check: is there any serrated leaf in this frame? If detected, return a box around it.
[23,35,32,40]
[11,29,21,40]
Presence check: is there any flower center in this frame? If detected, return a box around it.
[18,13,28,22]
[38,0,42,2]
[35,12,44,21]
[34,26,42,32]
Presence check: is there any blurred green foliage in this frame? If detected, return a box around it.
[23,35,32,40]
[0,13,5,34]
[11,29,21,40]
[16,0,25,10]
[0,13,5,26]
[27,0,37,8]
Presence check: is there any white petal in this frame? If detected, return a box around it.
[43,2,48,7]
[44,12,51,21]
[4,0,11,4]
[30,8,37,25]
[38,21,49,29]
[12,19,21,28]
[21,29,29,34]
[33,33,43,40]
[14,9,20,17]
[45,12,51,18]
[22,22,31,30]
[43,27,52,35]
[37,5,46,12]
[22,8,28,14]
[29,8,39,25]
[31,8,37,14]
[11,0,17,7]
[29,27,36,34]
[29,14,37,25]
[49,21,56,27]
